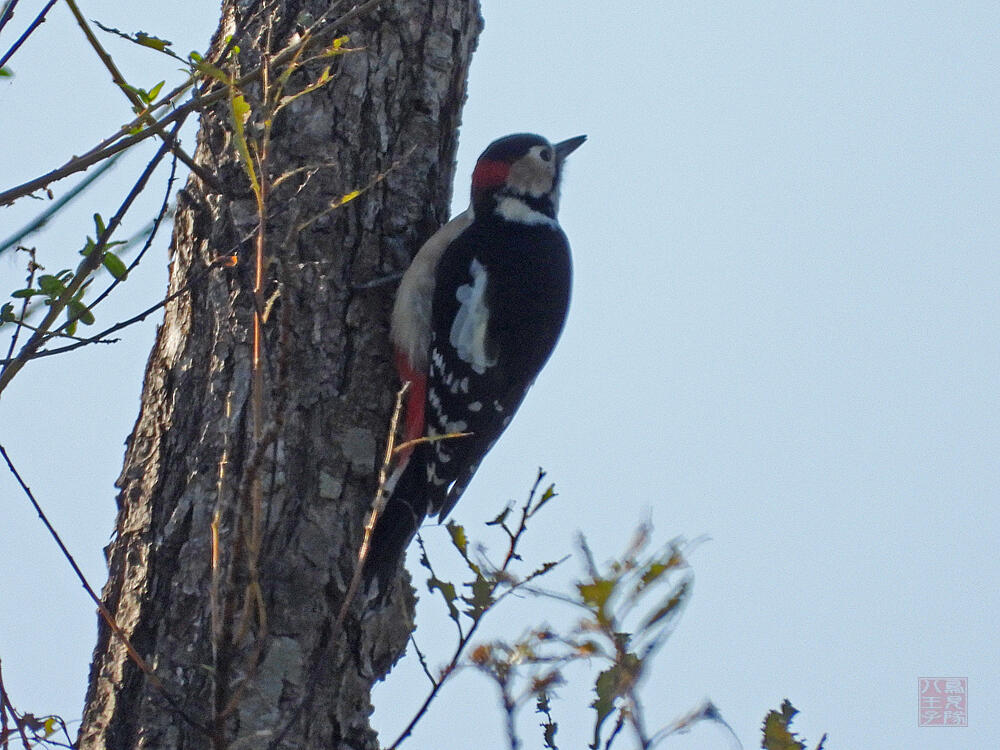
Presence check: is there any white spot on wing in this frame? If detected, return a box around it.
[450,259,497,374]
[430,347,446,375]
[437,414,468,433]
[467,401,482,412]
[427,462,448,486]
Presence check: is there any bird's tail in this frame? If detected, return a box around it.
[362,452,427,598]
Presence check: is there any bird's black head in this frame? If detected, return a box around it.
[471,133,586,221]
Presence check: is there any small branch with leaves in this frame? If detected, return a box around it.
[0,657,74,750]
[388,470,565,749]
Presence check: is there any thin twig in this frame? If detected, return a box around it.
[0,276,185,365]
[388,478,562,750]
[0,103,186,206]
[0,443,208,734]
[339,380,410,628]
[409,634,438,688]
[0,656,33,749]
[1,317,106,343]
[1,248,36,381]
[0,153,124,256]
[0,0,384,206]
[0,135,174,393]
[62,0,220,191]
[0,0,22,37]
[0,0,56,70]
[502,469,548,569]
[87,151,179,312]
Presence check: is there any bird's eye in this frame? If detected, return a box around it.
[539,147,552,162]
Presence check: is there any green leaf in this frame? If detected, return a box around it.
[323,35,351,56]
[11,289,37,299]
[37,274,66,296]
[446,521,468,558]
[427,576,460,623]
[102,251,128,280]
[1,302,15,323]
[121,82,142,100]
[464,573,494,622]
[67,300,95,326]
[228,92,259,196]
[330,189,361,208]
[135,32,172,52]
[93,213,107,237]
[531,483,557,515]
[0,66,12,77]
[192,58,229,83]
[589,665,620,749]
[577,578,615,613]
[147,79,165,101]
[42,716,58,737]
[761,700,806,750]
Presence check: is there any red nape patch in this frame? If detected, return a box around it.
[394,350,427,463]
[471,159,510,189]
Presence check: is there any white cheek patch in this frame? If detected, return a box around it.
[508,150,556,197]
[450,259,497,374]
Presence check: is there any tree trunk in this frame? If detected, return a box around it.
[77,1,482,747]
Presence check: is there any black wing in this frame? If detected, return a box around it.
[423,217,572,519]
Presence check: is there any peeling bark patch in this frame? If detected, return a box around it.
[237,636,304,732]
[337,427,376,472]
[318,471,344,499]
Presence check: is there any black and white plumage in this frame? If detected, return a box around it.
[365,132,586,593]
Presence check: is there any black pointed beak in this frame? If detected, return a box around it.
[554,135,587,162]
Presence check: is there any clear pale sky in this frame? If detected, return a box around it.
[2,2,998,748]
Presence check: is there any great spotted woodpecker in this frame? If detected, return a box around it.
[365,132,586,593]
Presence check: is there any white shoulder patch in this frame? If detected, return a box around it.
[450,258,497,374]
[495,196,559,228]
[391,208,473,371]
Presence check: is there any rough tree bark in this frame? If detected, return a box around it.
[77,1,482,747]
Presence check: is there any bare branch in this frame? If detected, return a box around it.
[0,0,57,70]
[0,0,385,206]
[0,154,123,256]
[0,126,179,393]
[62,0,218,190]
[0,443,208,735]
[86,151,179,311]
[0,248,36,380]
